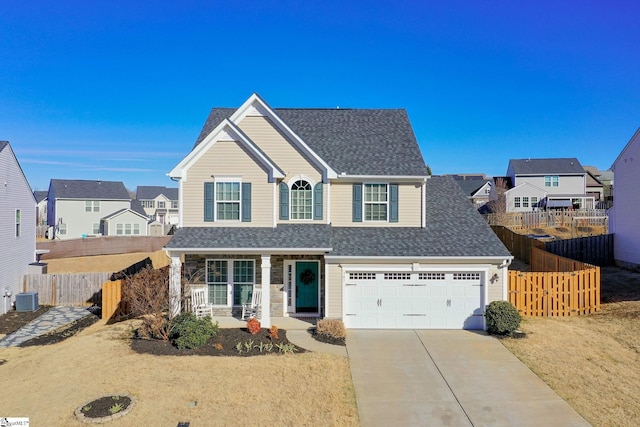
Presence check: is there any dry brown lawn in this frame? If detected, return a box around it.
[518,225,607,240]
[0,320,358,426]
[501,266,640,427]
[44,250,171,274]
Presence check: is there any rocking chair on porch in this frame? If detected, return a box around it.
[241,288,262,320]
[191,287,213,319]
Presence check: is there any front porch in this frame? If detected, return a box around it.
[209,315,317,330]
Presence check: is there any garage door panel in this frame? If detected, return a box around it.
[344,271,484,330]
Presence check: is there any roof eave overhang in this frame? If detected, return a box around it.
[324,255,513,263]
[335,175,429,183]
[164,247,333,255]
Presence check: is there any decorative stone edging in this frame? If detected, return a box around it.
[74,394,136,424]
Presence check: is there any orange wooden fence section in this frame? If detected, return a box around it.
[509,248,600,316]
[102,280,124,321]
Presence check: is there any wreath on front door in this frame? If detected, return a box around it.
[300,268,316,285]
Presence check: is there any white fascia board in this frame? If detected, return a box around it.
[164,247,333,255]
[471,181,491,197]
[167,118,284,181]
[324,255,514,264]
[231,93,337,181]
[335,175,429,183]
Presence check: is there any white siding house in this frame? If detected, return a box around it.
[0,142,36,315]
[611,128,640,268]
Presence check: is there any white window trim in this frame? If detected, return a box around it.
[206,258,256,306]
[15,209,21,238]
[363,182,389,222]
[214,176,242,222]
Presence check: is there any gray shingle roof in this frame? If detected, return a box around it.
[509,158,585,175]
[165,224,333,250]
[165,176,510,258]
[130,199,148,217]
[136,186,178,200]
[33,190,48,203]
[454,179,490,196]
[50,179,130,200]
[193,107,428,176]
[0,141,8,153]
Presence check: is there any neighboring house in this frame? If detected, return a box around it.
[452,176,492,208]
[164,93,512,330]
[584,165,614,206]
[101,208,150,236]
[610,128,640,269]
[34,190,48,225]
[491,158,592,212]
[136,186,179,224]
[46,179,135,239]
[584,169,604,202]
[0,141,36,315]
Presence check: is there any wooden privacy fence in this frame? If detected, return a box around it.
[509,248,600,316]
[23,272,111,306]
[102,280,125,321]
[485,210,608,229]
[491,225,544,264]
[545,234,614,266]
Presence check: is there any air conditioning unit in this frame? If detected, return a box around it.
[16,292,38,312]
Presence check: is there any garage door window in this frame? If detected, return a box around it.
[349,272,376,280]
[384,273,411,280]
[453,273,481,280]
[419,273,445,280]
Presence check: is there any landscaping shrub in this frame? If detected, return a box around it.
[247,317,261,335]
[485,301,521,336]
[170,312,218,349]
[316,319,346,340]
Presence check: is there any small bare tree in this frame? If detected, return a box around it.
[487,177,510,226]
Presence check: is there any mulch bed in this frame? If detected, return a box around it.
[131,327,306,356]
[77,395,132,419]
[311,330,346,346]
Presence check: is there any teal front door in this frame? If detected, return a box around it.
[295,261,319,312]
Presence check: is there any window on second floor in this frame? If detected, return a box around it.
[216,182,240,220]
[171,201,178,209]
[545,176,559,187]
[157,201,166,209]
[85,201,100,212]
[364,184,388,221]
[291,180,313,220]
[141,200,155,209]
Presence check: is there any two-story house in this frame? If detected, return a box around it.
[47,179,149,239]
[164,94,511,330]
[0,142,36,314]
[136,186,179,224]
[491,158,593,212]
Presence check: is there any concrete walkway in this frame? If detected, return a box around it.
[347,330,590,427]
[0,306,92,348]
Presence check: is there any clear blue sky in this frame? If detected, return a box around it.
[2,1,639,191]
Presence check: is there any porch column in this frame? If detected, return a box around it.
[169,253,182,317]
[261,254,272,328]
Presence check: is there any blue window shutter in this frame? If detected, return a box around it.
[241,183,251,222]
[352,184,362,222]
[313,182,323,220]
[279,182,289,220]
[389,184,399,223]
[204,182,214,222]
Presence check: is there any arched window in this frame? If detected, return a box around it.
[291,180,313,219]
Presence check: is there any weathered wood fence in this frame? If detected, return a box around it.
[545,234,614,266]
[491,226,614,267]
[485,210,608,229]
[22,272,111,306]
[509,247,600,316]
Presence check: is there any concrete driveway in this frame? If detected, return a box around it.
[347,330,590,427]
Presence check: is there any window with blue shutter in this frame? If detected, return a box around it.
[279,182,289,220]
[389,184,399,223]
[313,182,323,220]
[241,183,251,222]
[204,182,214,221]
[352,184,363,222]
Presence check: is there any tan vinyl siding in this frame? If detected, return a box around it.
[182,140,273,227]
[326,264,343,318]
[487,266,504,303]
[237,115,328,224]
[330,182,423,226]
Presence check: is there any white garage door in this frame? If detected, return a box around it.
[344,271,484,329]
